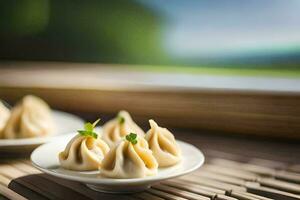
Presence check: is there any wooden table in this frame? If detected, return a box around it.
[1,130,300,200]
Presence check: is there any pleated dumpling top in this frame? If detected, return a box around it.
[59,134,110,171]
[102,110,144,147]
[100,133,158,178]
[145,120,181,167]
[0,101,10,137]
[2,95,55,139]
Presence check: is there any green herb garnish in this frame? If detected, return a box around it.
[77,118,100,139]
[118,115,125,124]
[125,133,138,145]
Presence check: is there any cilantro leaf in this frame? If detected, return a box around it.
[131,133,137,140]
[78,130,98,139]
[125,132,138,145]
[77,130,88,135]
[77,118,101,139]
[118,115,125,124]
[84,123,93,132]
[131,140,137,145]
[125,135,131,141]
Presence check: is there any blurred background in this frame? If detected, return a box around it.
[0,0,300,139]
[0,0,300,74]
[1,2,300,199]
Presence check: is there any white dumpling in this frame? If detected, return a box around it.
[102,111,144,147]
[0,101,10,137]
[100,136,158,178]
[2,95,55,139]
[59,135,110,171]
[145,120,181,167]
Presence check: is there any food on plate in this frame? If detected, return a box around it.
[2,95,55,139]
[145,119,181,167]
[59,119,110,171]
[102,110,144,147]
[0,101,10,137]
[100,133,158,178]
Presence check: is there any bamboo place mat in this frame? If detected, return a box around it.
[1,153,300,200]
[1,131,300,200]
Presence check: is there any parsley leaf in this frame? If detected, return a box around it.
[78,118,100,139]
[125,132,138,145]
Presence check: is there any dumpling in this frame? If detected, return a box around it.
[0,101,10,137]
[145,120,181,167]
[2,95,55,139]
[102,110,144,147]
[100,133,158,178]
[59,135,110,171]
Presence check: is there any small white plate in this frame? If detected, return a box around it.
[0,111,84,152]
[31,135,205,193]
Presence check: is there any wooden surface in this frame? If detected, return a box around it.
[1,62,300,139]
[1,130,300,200]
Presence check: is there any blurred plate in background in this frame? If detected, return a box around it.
[0,110,84,153]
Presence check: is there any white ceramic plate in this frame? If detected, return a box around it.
[31,135,205,193]
[0,111,84,152]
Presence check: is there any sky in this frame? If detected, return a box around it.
[139,0,300,59]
